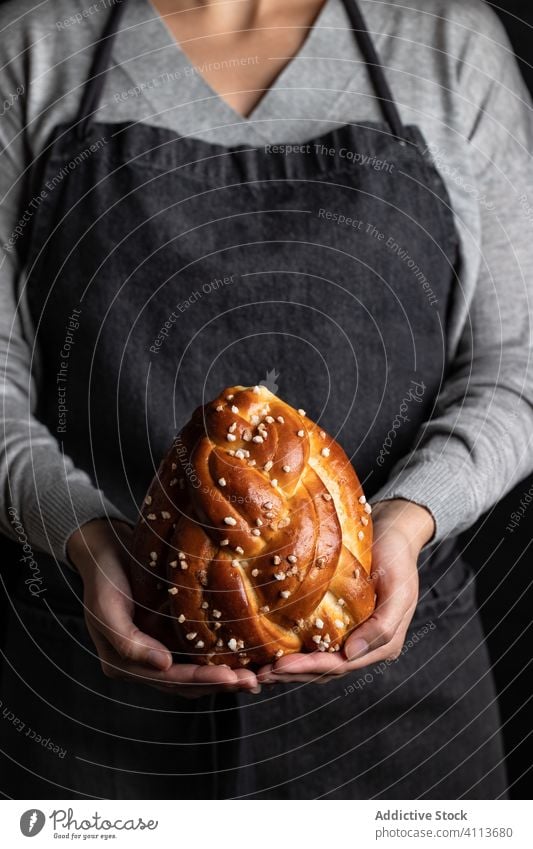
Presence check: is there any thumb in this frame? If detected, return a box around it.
[96,595,173,670]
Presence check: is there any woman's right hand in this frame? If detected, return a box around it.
[67,518,261,698]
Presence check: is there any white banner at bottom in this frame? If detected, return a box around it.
[1,800,530,848]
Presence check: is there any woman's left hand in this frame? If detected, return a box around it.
[257,498,435,685]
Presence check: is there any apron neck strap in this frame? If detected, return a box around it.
[343,0,406,141]
[74,0,127,140]
[75,0,406,143]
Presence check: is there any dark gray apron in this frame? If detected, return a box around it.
[0,0,507,799]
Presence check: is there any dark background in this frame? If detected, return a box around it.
[462,1,533,799]
[0,0,531,799]
[494,1,533,92]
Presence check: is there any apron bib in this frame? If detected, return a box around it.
[25,0,457,520]
[0,0,507,799]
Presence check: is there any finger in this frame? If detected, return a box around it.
[268,674,340,685]
[90,625,240,687]
[341,618,414,670]
[106,659,241,689]
[263,566,415,678]
[155,669,261,694]
[258,654,344,681]
[170,663,258,690]
[343,585,416,662]
[266,640,403,680]
[256,663,275,683]
[232,668,261,693]
[257,664,288,685]
[172,663,241,685]
[87,596,173,671]
[329,606,414,674]
[261,673,334,684]
[155,661,260,690]
[88,618,262,692]
[264,605,415,679]
[270,651,348,677]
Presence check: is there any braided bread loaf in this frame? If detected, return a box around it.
[129,385,375,668]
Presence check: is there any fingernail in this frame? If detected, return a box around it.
[250,685,262,694]
[345,639,369,661]
[147,649,170,669]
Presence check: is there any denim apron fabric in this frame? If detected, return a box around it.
[0,0,507,799]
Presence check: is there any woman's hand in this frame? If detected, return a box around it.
[257,498,435,685]
[67,519,261,698]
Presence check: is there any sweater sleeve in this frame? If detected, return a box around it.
[371,3,533,543]
[0,14,130,566]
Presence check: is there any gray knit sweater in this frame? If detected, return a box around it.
[1,0,532,564]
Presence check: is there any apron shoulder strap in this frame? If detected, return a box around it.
[74,0,127,139]
[343,0,407,141]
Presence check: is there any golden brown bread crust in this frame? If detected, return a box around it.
[129,385,375,668]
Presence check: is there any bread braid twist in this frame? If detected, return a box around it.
[129,385,375,667]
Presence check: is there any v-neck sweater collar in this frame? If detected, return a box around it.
[110,0,379,143]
